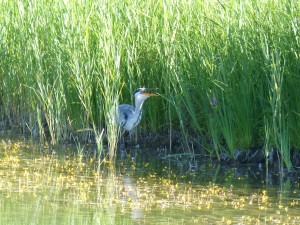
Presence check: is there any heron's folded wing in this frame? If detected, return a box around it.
[118,104,135,127]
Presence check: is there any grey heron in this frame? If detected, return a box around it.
[117,88,157,132]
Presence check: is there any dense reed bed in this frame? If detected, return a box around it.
[0,0,299,167]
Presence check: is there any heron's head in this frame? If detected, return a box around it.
[134,88,158,102]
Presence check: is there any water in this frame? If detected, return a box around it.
[0,140,299,224]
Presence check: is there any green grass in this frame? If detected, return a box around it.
[0,0,299,167]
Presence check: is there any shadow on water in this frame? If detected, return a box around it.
[119,146,300,195]
[0,140,300,224]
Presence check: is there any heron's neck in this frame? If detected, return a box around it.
[135,98,146,112]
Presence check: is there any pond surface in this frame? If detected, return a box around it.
[0,140,299,224]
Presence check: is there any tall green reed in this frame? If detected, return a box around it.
[264,49,292,169]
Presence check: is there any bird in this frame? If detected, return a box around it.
[117,88,158,133]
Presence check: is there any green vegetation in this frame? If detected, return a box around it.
[0,0,299,167]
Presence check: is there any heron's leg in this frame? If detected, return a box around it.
[118,130,126,152]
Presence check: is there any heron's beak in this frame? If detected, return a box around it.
[141,88,159,96]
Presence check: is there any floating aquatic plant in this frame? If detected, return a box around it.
[0,140,299,224]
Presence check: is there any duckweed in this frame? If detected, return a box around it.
[0,140,299,224]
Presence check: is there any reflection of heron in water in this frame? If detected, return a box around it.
[122,176,143,221]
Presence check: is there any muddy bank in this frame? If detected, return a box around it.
[1,126,300,172]
[122,131,300,171]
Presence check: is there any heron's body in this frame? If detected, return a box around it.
[117,88,157,132]
[118,104,142,131]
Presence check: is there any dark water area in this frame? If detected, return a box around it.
[119,146,300,195]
